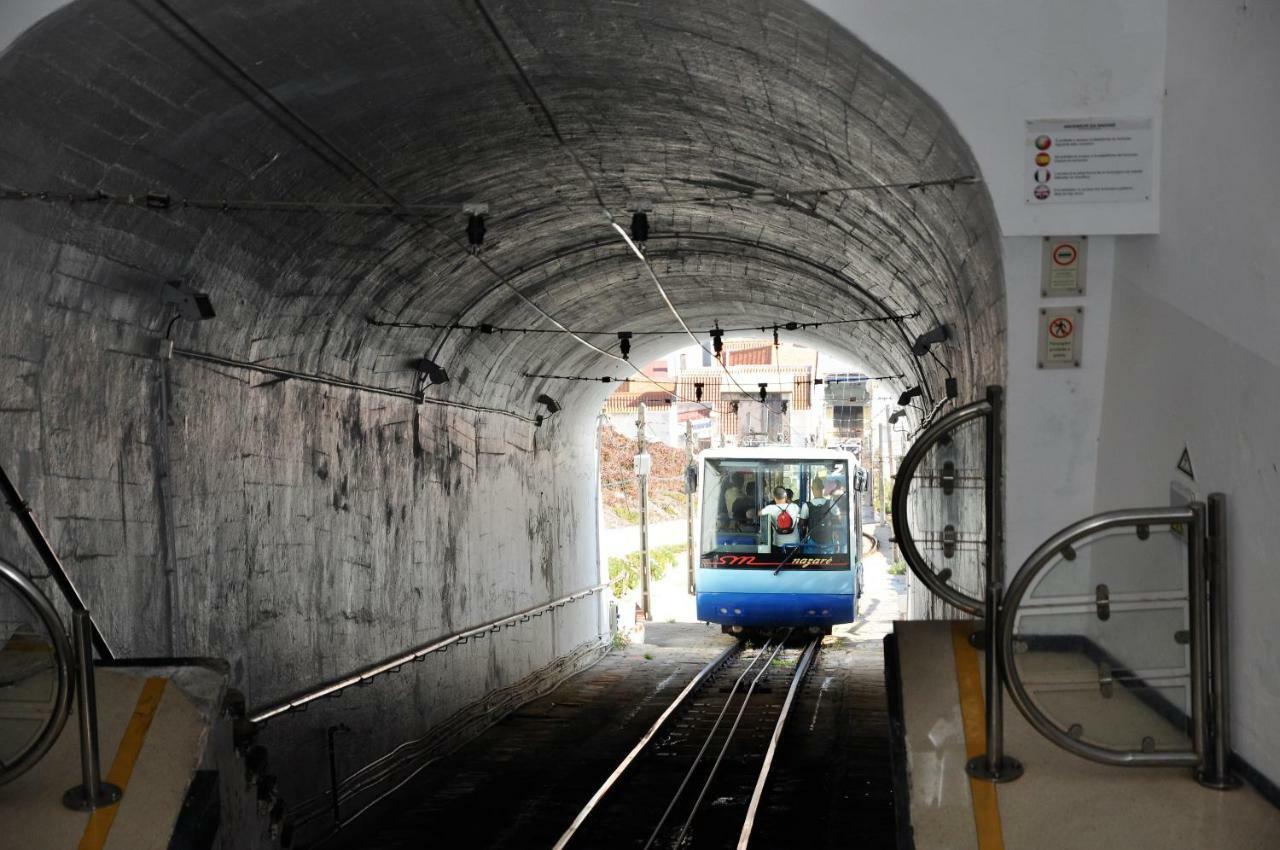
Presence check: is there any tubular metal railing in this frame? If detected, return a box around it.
[1000,498,1237,786]
[248,582,609,724]
[1,463,114,659]
[892,383,1238,788]
[0,557,73,786]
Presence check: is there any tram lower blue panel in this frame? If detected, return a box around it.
[696,591,855,627]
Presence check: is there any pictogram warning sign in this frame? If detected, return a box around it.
[1177,446,1195,480]
[1038,307,1084,369]
[1041,236,1087,296]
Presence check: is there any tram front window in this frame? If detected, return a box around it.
[701,458,851,563]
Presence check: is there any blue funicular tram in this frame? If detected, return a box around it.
[695,447,868,635]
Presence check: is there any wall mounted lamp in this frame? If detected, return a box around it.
[911,324,949,356]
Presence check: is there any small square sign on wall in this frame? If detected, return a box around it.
[1037,307,1084,369]
[1041,236,1087,296]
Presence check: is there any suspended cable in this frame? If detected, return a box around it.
[470,3,792,416]
[0,187,458,217]
[367,311,917,337]
[174,348,538,422]
[143,0,621,372]
[662,175,980,205]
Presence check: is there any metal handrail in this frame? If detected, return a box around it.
[999,506,1205,768]
[248,583,609,724]
[0,462,114,659]
[0,556,74,786]
[890,397,990,617]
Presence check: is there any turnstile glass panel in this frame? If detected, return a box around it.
[902,415,987,607]
[1006,520,1197,761]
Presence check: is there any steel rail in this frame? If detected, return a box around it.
[550,639,746,850]
[735,637,820,849]
[248,583,607,724]
[642,635,790,850]
[667,637,799,850]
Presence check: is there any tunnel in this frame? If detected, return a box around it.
[0,0,1006,819]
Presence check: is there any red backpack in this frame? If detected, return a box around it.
[774,506,796,535]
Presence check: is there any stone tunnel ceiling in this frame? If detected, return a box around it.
[0,0,1004,428]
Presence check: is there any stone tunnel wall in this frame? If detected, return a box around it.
[0,230,604,808]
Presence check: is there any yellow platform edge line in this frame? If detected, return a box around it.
[950,622,1007,850]
[79,676,169,850]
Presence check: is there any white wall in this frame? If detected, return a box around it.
[1004,236,1115,566]
[809,0,1167,235]
[1097,0,1280,787]
[817,0,1280,787]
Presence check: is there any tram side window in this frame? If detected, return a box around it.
[703,462,761,552]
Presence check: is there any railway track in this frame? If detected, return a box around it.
[553,631,821,850]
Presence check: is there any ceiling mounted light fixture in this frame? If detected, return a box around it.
[161,279,216,322]
[694,382,704,402]
[898,386,923,406]
[618,332,632,361]
[412,357,449,396]
[537,393,561,415]
[710,325,724,359]
[911,324,950,356]
[758,383,768,403]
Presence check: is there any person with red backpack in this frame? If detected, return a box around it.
[760,486,801,554]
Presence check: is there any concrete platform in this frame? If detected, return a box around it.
[890,620,1280,850]
[0,661,229,850]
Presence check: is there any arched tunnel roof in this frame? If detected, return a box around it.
[1,0,1004,428]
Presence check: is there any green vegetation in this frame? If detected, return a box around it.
[644,652,654,660]
[887,560,907,576]
[611,630,630,649]
[608,543,687,597]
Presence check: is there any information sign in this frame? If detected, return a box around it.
[1041,236,1088,296]
[1025,118,1153,205]
[1037,307,1084,369]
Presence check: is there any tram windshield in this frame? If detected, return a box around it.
[700,457,852,566]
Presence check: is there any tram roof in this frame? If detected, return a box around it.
[697,446,859,462]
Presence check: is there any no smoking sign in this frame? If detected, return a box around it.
[1038,307,1084,369]
[1041,236,1087,296]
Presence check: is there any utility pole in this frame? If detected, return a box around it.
[636,403,651,620]
[685,420,696,595]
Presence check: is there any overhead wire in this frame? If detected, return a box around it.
[472,0,809,416]
[137,0,931,421]
[365,311,917,337]
[142,0,625,392]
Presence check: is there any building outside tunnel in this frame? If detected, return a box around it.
[0,1,1277,848]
